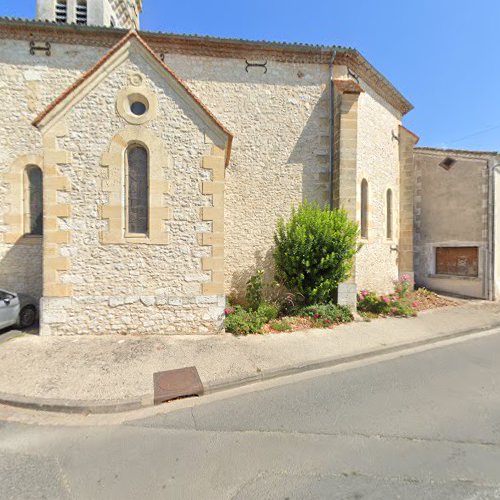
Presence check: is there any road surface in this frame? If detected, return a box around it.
[1,332,500,499]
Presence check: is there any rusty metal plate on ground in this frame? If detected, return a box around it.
[153,367,204,405]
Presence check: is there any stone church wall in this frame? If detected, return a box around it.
[356,84,402,293]
[0,35,406,333]
[163,54,348,298]
[39,54,226,335]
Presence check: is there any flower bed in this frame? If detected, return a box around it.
[357,275,457,319]
[225,303,354,335]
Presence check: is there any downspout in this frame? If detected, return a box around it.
[488,157,500,301]
[329,49,337,210]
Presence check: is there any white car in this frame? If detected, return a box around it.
[0,289,38,330]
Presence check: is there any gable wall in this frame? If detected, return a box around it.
[40,53,225,335]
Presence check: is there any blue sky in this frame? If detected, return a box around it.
[4,0,500,151]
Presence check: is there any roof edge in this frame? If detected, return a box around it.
[0,17,413,115]
[415,146,499,157]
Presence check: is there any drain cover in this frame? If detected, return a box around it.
[153,367,204,405]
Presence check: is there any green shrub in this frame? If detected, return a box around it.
[257,303,279,322]
[269,319,293,332]
[274,202,359,305]
[300,303,353,327]
[224,304,279,335]
[357,290,416,318]
[246,270,264,310]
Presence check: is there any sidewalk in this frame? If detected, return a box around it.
[0,301,499,413]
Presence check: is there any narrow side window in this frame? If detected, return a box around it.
[24,165,43,236]
[126,145,149,235]
[386,189,393,240]
[360,179,369,239]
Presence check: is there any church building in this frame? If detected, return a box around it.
[0,0,419,335]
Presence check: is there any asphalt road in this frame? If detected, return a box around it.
[1,332,500,499]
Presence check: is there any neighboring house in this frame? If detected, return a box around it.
[414,148,500,300]
[0,0,417,336]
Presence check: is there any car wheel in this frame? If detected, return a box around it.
[18,306,36,329]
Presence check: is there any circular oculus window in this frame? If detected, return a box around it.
[130,101,147,116]
[127,93,149,117]
[117,87,157,124]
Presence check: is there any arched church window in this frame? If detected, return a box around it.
[126,145,149,235]
[360,179,369,239]
[24,165,43,236]
[55,0,68,23]
[386,189,393,240]
[76,0,88,25]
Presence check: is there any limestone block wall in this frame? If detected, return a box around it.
[355,85,402,293]
[414,149,490,299]
[39,54,226,335]
[0,39,107,301]
[163,55,350,298]
[0,35,408,331]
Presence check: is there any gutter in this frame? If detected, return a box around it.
[329,49,337,210]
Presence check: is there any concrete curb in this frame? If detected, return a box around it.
[0,331,25,346]
[1,323,499,415]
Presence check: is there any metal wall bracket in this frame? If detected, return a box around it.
[29,40,51,56]
[347,68,359,83]
[392,130,400,142]
[245,60,268,74]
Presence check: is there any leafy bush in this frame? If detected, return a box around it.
[225,304,279,335]
[300,303,353,327]
[274,201,359,305]
[246,270,264,310]
[269,319,292,332]
[257,303,279,322]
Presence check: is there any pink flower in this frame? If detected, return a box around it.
[382,296,391,304]
[412,302,420,308]
[224,307,235,316]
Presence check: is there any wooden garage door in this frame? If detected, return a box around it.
[435,247,479,277]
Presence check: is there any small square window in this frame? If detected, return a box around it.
[439,157,457,171]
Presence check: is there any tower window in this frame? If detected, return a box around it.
[55,0,68,23]
[126,145,149,235]
[24,166,43,236]
[76,0,88,25]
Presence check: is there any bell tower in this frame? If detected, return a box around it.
[36,0,142,29]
